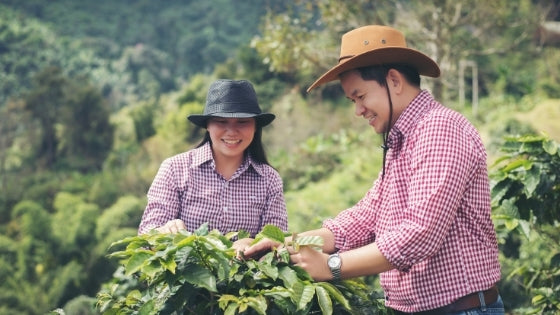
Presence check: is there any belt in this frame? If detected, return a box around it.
[391,285,499,315]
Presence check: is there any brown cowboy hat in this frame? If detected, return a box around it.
[307,25,440,92]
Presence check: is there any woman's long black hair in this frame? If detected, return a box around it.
[195,123,270,165]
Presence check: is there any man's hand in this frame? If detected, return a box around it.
[287,245,333,281]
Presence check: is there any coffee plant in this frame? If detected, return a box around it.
[490,134,560,314]
[96,224,386,314]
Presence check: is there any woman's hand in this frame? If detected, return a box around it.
[232,237,255,258]
[241,238,282,259]
[156,219,187,234]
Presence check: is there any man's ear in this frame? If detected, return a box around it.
[386,69,404,94]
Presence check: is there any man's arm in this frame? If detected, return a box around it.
[289,240,394,281]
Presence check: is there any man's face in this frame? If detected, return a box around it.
[340,70,390,134]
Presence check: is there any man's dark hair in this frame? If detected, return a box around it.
[357,64,421,87]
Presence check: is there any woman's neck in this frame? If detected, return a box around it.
[214,153,244,180]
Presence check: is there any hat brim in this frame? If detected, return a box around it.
[188,112,275,128]
[307,47,440,92]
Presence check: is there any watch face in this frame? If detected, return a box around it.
[328,255,341,268]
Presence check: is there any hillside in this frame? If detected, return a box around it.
[0,1,559,314]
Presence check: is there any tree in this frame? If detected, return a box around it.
[0,99,31,197]
[22,67,114,171]
[59,76,114,171]
[24,66,67,168]
[251,0,546,103]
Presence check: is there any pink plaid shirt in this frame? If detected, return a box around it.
[323,90,501,312]
[139,142,288,237]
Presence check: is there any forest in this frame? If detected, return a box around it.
[0,0,559,314]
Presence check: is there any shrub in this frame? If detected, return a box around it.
[97,225,386,314]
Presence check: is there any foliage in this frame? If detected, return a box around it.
[60,295,99,315]
[97,224,386,315]
[130,102,157,143]
[1,189,143,314]
[0,1,559,314]
[490,134,560,314]
[95,195,144,241]
[0,0,273,110]
[490,134,560,224]
[22,66,114,171]
[251,0,547,102]
[0,5,63,104]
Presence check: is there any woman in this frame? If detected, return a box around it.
[138,79,288,247]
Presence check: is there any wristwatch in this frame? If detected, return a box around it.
[327,253,342,281]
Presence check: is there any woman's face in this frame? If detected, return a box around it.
[340,70,391,134]
[206,117,256,160]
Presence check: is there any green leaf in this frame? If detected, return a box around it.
[183,264,217,292]
[125,290,142,306]
[293,282,315,310]
[194,223,209,235]
[504,218,519,231]
[315,285,333,315]
[257,225,285,243]
[173,234,196,248]
[237,229,251,239]
[532,294,545,305]
[517,219,531,239]
[108,235,141,249]
[550,253,560,268]
[138,299,155,315]
[294,235,324,249]
[257,259,279,280]
[223,302,239,315]
[500,198,520,218]
[524,165,540,196]
[219,294,240,315]
[490,179,511,207]
[125,251,153,275]
[142,260,162,278]
[542,139,558,155]
[317,282,351,310]
[278,265,299,287]
[161,256,177,274]
[502,158,531,173]
[246,296,268,315]
[206,249,233,280]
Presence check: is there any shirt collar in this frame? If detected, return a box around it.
[388,90,435,151]
[191,142,266,177]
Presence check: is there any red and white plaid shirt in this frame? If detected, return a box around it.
[323,90,501,312]
[139,142,288,237]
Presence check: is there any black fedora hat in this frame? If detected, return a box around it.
[188,79,275,127]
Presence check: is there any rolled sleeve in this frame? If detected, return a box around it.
[262,169,288,232]
[322,188,378,252]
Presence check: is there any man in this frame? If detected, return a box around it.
[243,25,503,314]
